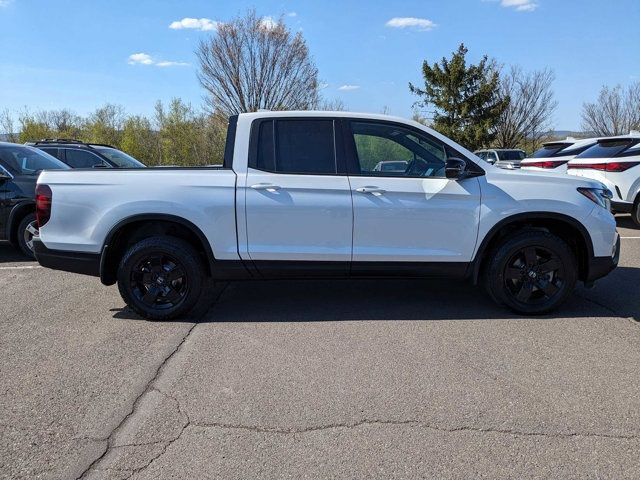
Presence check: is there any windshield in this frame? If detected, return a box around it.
[529,144,572,158]
[92,146,146,168]
[0,144,69,175]
[497,150,525,161]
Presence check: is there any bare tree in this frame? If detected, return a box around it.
[493,66,557,149]
[317,98,346,111]
[0,109,18,142]
[581,81,640,136]
[196,10,319,116]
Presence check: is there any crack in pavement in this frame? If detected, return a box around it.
[93,416,640,477]
[74,283,228,480]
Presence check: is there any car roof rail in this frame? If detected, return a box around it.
[34,138,85,145]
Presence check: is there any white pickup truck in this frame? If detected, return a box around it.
[33,111,620,320]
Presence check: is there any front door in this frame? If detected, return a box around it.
[243,118,352,275]
[345,120,481,271]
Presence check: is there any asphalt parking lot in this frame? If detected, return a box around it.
[1,217,639,479]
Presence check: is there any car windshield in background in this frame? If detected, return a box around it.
[497,151,525,161]
[575,140,637,159]
[0,145,69,175]
[92,147,146,168]
[530,144,572,158]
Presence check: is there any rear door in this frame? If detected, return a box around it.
[0,160,11,239]
[243,117,352,275]
[344,119,481,271]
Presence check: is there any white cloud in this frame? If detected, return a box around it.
[128,53,153,65]
[385,17,437,31]
[286,12,297,17]
[169,17,219,31]
[319,82,329,89]
[499,0,538,11]
[338,85,360,91]
[259,16,278,30]
[128,53,189,68]
[0,0,13,6]
[156,61,190,68]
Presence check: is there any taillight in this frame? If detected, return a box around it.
[35,184,52,228]
[522,160,568,169]
[568,161,640,172]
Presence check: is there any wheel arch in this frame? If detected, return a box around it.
[7,201,35,245]
[100,214,216,286]
[471,212,594,284]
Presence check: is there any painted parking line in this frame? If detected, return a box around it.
[0,265,42,270]
[621,237,640,239]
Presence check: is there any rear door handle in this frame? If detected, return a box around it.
[251,183,282,192]
[355,186,386,195]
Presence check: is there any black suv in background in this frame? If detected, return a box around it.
[0,142,70,258]
[28,139,146,169]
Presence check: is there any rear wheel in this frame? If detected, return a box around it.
[117,236,211,320]
[484,231,577,315]
[17,213,38,259]
[632,197,640,227]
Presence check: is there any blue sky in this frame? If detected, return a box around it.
[1,0,638,130]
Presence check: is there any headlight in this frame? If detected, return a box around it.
[577,187,613,210]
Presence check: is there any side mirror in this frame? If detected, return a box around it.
[445,158,467,179]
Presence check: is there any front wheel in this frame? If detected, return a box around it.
[17,213,38,259]
[117,236,210,320]
[484,231,577,315]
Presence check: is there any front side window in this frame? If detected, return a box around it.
[350,121,447,177]
[0,145,68,175]
[64,149,106,168]
[252,119,336,175]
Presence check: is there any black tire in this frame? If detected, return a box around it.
[632,197,640,228]
[483,230,577,315]
[17,213,38,259]
[117,236,211,321]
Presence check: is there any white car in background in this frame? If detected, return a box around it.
[520,137,600,173]
[567,134,640,225]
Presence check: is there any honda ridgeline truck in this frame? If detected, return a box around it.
[33,112,620,320]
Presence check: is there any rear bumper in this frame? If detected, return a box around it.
[611,200,633,214]
[33,237,100,277]
[585,234,620,283]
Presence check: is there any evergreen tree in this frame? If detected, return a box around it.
[410,44,509,151]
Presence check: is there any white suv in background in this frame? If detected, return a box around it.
[520,137,600,173]
[567,134,640,225]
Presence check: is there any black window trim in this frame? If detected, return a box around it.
[341,117,484,178]
[248,117,346,176]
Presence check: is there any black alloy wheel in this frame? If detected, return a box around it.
[484,230,577,315]
[117,236,211,320]
[130,254,189,310]
[503,245,564,307]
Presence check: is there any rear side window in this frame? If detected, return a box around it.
[39,147,59,159]
[576,140,636,159]
[252,119,336,175]
[64,149,105,168]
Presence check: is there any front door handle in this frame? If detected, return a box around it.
[355,186,386,195]
[251,183,282,192]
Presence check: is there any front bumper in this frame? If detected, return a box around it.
[33,237,101,277]
[585,234,620,283]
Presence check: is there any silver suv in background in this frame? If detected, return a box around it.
[474,149,526,169]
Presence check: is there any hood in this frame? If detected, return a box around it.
[485,165,607,189]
